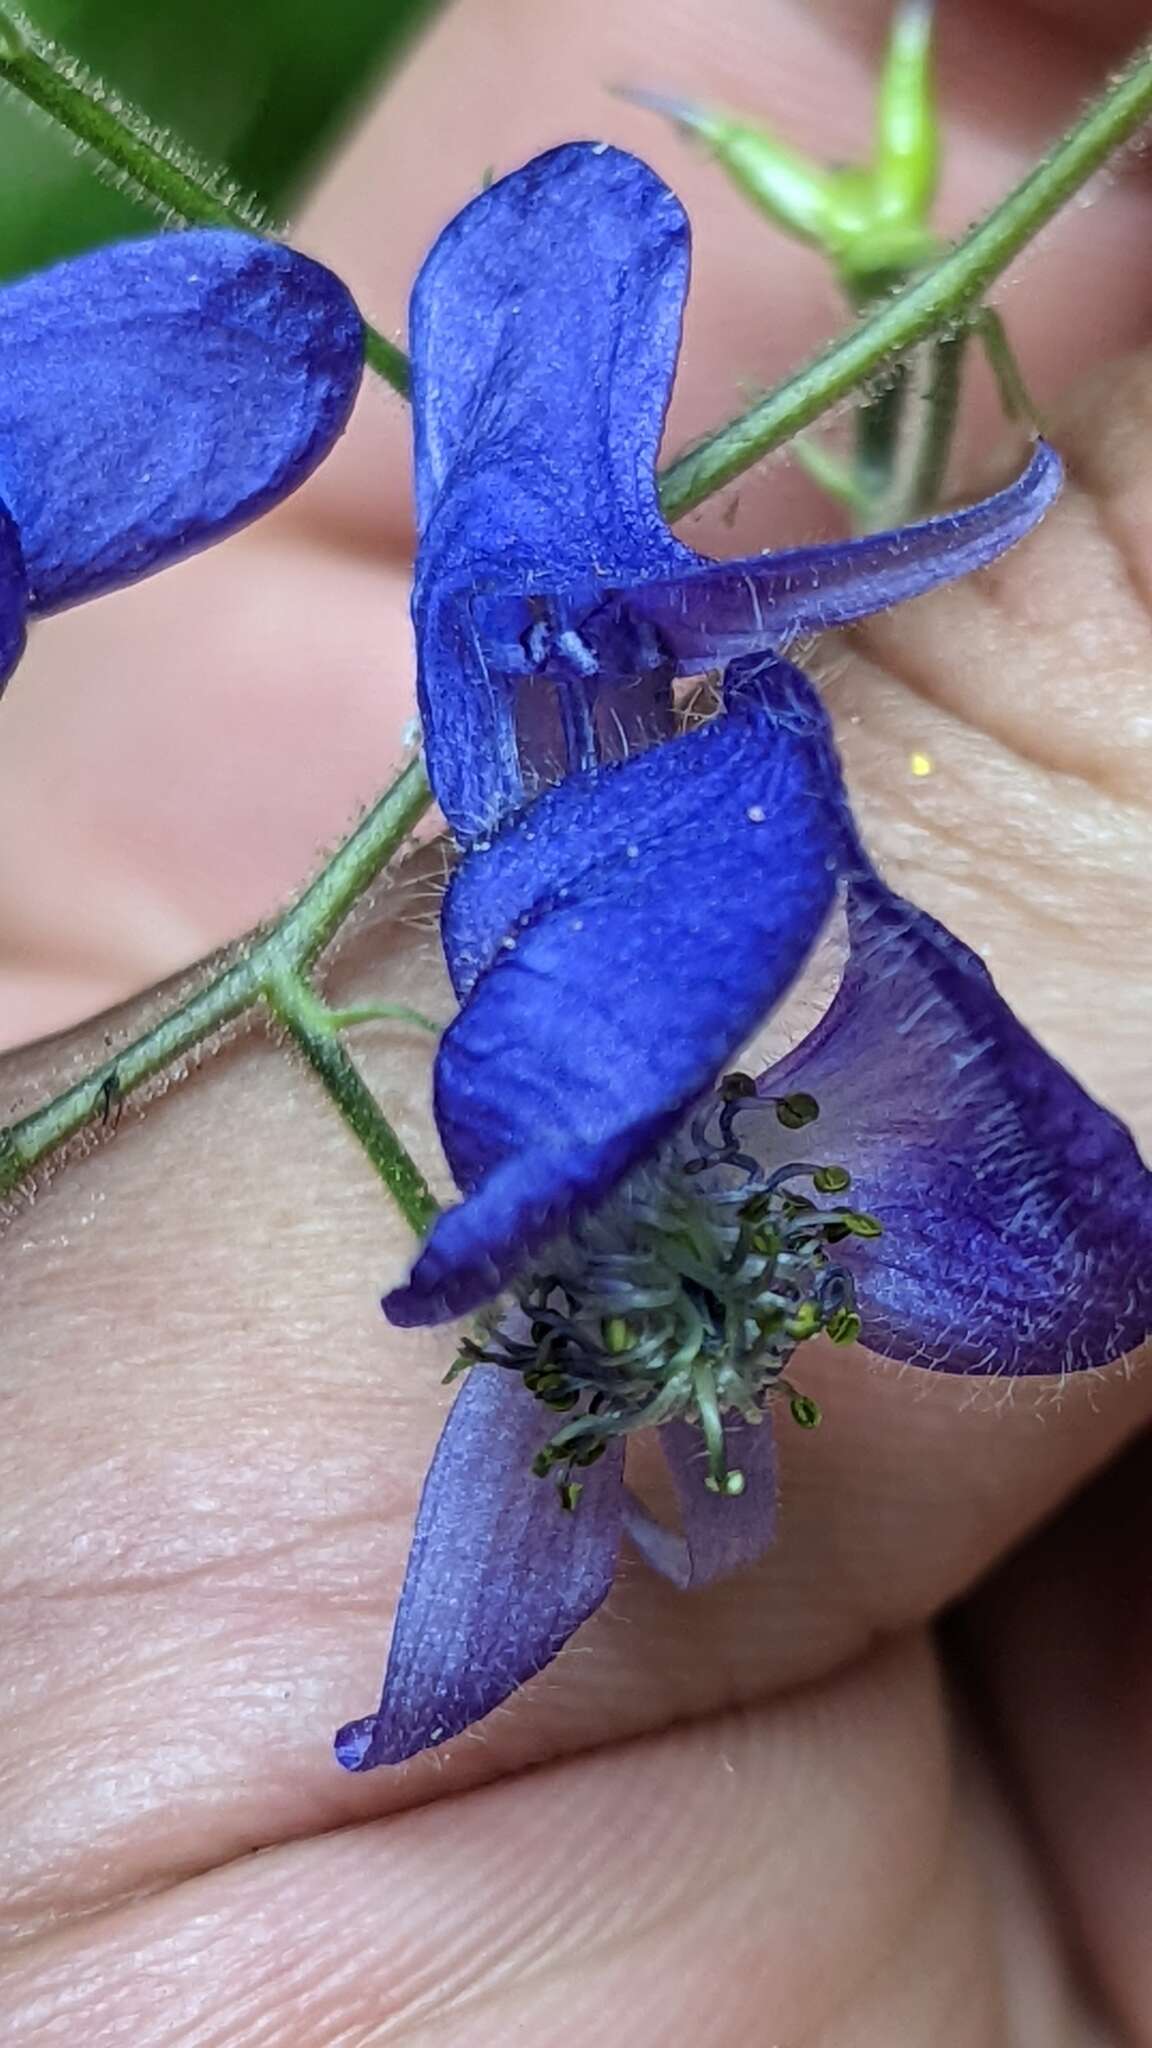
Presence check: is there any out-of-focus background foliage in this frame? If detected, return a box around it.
[0,0,447,277]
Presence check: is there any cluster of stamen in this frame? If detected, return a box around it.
[454,1080,882,1508]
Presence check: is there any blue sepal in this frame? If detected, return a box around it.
[0,229,364,613]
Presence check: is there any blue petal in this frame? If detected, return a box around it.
[411,142,691,589]
[0,230,363,612]
[387,657,847,1326]
[410,142,693,838]
[475,440,1062,679]
[408,141,1061,840]
[743,879,1152,1375]
[0,497,27,691]
[334,1367,624,1769]
[625,1414,777,1588]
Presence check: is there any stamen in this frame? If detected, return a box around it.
[457,1081,879,1506]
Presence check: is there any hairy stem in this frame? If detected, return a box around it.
[0,7,411,395]
[263,967,439,1234]
[0,758,432,1200]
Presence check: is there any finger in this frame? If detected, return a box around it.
[963,1430,1152,2038]
[0,855,1148,1941]
[1,1637,1015,2047]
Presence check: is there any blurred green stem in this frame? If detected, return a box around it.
[0,7,410,392]
[659,37,1152,516]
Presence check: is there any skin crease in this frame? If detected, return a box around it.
[1,0,1152,2038]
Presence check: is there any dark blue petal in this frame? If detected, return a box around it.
[409,143,694,836]
[625,1414,777,1588]
[0,497,27,692]
[0,230,363,612]
[334,1367,624,1769]
[743,879,1152,1375]
[387,657,847,1326]
[480,440,1060,678]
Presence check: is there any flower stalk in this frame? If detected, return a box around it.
[262,966,439,1236]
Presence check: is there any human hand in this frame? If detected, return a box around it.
[2,0,1152,2038]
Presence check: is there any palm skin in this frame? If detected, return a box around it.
[1,0,1152,2040]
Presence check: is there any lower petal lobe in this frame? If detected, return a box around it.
[745,880,1152,1376]
[0,231,363,612]
[334,1368,624,1769]
[388,658,847,1326]
[625,1415,777,1589]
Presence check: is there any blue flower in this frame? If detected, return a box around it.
[334,145,1152,1770]
[0,228,364,687]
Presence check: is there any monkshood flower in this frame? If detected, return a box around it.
[334,144,1152,1770]
[0,228,364,687]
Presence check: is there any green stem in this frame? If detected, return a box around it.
[905,327,967,518]
[263,966,439,1234]
[0,9,411,397]
[975,306,1041,426]
[852,358,911,509]
[658,38,1152,517]
[0,757,431,1199]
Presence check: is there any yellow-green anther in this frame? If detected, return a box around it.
[784,1300,822,1341]
[842,1210,885,1239]
[789,1393,823,1430]
[720,1069,758,1101]
[774,1091,820,1131]
[826,1307,863,1346]
[813,1164,852,1195]
[603,1316,634,1355]
[874,0,939,224]
[619,87,844,249]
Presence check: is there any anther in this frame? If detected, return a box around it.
[773,1092,821,1130]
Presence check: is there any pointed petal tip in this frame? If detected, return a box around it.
[334,1713,434,1771]
[333,1716,376,1772]
[1018,436,1063,514]
[614,84,710,128]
